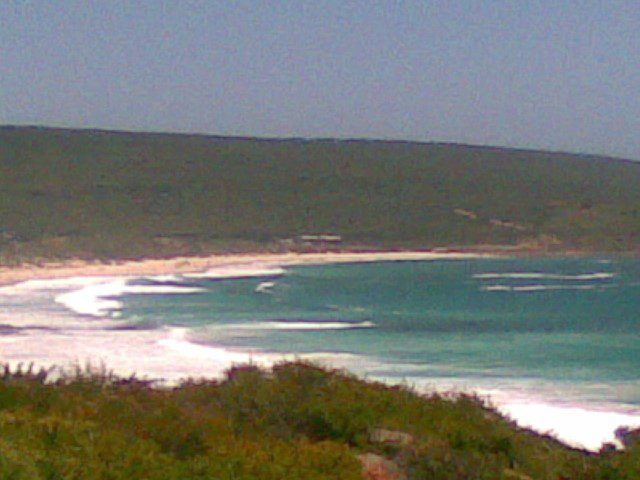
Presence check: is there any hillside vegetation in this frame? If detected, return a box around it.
[2,361,640,480]
[1,126,639,262]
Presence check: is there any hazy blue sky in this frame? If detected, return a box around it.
[1,1,639,159]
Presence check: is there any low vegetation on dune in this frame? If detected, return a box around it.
[0,361,639,479]
[3,129,640,479]
[1,126,640,264]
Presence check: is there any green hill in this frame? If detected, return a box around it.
[1,126,639,262]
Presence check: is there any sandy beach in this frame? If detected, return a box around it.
[2,249,640,451]
[0,250,490,287]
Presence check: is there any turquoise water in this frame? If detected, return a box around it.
[2,255,638,449]
[118,257,640,407]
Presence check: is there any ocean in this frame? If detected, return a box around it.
[1,255,640,451]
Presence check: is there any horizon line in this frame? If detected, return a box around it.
[1,123,637,163]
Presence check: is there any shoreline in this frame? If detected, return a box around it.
[0,250,494,287]
[2,249,638,451]
[2,245,634,287]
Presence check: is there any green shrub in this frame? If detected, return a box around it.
[0,361,639,479]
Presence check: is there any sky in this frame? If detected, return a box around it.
[1,0,639,159]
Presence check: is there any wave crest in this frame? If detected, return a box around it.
[474,272,615,281]
[184,265,285,280]
[55,280,205,318]
[482,284,600,292]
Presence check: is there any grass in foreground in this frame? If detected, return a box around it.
[0,361,639,479]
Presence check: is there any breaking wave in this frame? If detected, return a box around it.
[250,320,374,330]
[482,284,600,292]
[184,265,285,280]
[55,279,205,318]
[210,320,375,331]
[255,281,276,293]
[474,272,615,281]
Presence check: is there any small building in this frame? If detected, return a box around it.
[299,234,342,244]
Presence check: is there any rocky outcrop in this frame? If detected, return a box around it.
[369,428,414,447]
[357,453,407,480]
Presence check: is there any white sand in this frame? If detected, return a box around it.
[5,249,638,451]
[0,251,489,287]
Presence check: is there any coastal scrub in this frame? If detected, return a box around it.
[0,361,638,479]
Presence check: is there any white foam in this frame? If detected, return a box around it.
[474,272,615,281]
[2,264,637,452]
[0,276,121,295]
[205,320,375,332]
[123,285,205,295]
[255,281,276,293]
[55,279,205,318]
[55,279,127,317]
[3,294,640,452]
[252,320,375,330]
[0,325,275,384]
[184,264,285,280]
[482,285,512,292]
[365,373,640,452]
[498,402,640,451]
[156,328,263,365]
[143,274,184,283]
[482,284,599,292]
